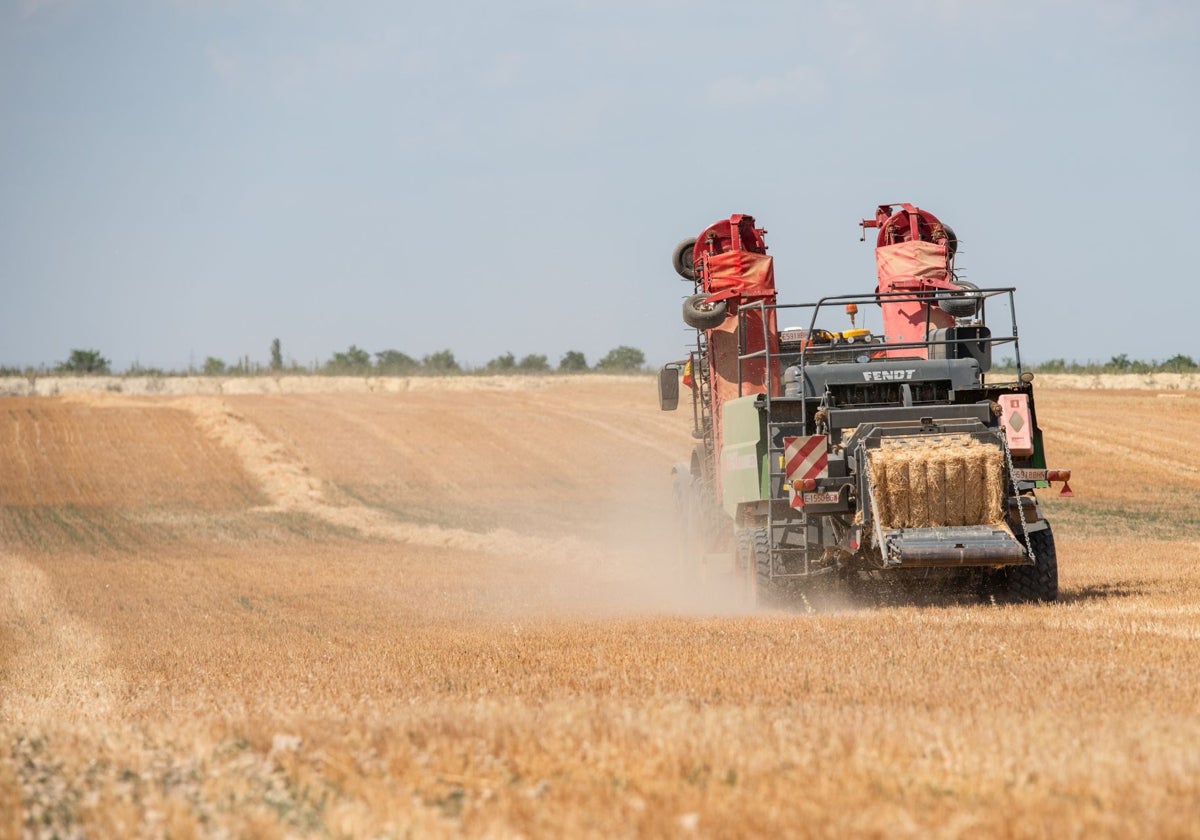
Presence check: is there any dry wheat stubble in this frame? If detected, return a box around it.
[1,381,1199,837]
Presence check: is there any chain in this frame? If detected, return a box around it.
[861,450,891,567]
[1000,427,1035,563]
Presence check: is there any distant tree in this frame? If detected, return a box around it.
[375,349,419,374]
[596,346,646,371]
[203,357,227,376]
[1036,358,1066,373]
[269,338,283,372]
[517,354,550,373]
[559,350,588,371]
[325,345,372,374]
[486,352,516,372]
[230,355,258,375]
[55,349,110,375]
[423,349,459,373]
[1162,353,1198,371]
[1107,353,1131,371]
[559,350,588,372]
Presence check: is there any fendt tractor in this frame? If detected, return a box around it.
[658,205,1071,606]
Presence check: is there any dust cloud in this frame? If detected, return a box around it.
[164,384,755,621]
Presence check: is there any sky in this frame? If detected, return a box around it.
[1,0,1197,372]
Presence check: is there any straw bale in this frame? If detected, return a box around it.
[968,437,1007,525]
[870,458,889,524]
[964,446,987,524]
[983,455,1006,524]
[909,448,931,527]
[944,454,965,525]
[868,434,1007,529]
[925,448,948,526]
[889,448,916,528]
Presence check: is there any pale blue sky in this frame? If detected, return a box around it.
[2,0,1197,371]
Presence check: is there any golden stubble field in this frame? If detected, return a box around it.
[1,377,1198,838]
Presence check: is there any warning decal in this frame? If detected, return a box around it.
[783,435,828,508]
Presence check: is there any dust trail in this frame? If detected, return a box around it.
[56,392,742,615]
[173,396,611,570]
[0,554,119,726]
[173,396,752,615]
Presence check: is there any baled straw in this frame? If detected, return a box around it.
[868,434,1007,529]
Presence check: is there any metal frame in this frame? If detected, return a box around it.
[731,286,1028,584]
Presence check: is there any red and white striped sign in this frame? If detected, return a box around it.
[783,435,828,508]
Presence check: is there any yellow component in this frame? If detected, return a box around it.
[778,455,785,469]
[843,328,871,339]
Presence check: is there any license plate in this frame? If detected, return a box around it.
[803,491,841,505]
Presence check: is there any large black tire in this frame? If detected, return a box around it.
[672,237,697,280]
[683,293,727,330]
[750,526,791,608]
[938,280,981,318]
[995,524,1058,603]
[735,528,755,607]
[941,224,958,260]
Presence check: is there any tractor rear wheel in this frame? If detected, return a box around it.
[990,524,1058,603]
[750,526,791,608]
[736,528,755,606]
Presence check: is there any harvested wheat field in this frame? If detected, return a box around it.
[1,377,1199,838]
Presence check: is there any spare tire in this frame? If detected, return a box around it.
[672,238,697,280]
[682,293,727,330]
[939,280,980,318]
[942,224,959,260]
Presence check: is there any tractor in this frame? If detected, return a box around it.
[659,205,1070,605]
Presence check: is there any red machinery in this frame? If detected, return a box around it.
[671,213,779,494]
[860,203,977,358]
[661,204,1068,607]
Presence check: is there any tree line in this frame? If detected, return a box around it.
[7,344,649,377]
[12,346,1197,378]
[996,354,1198,374]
